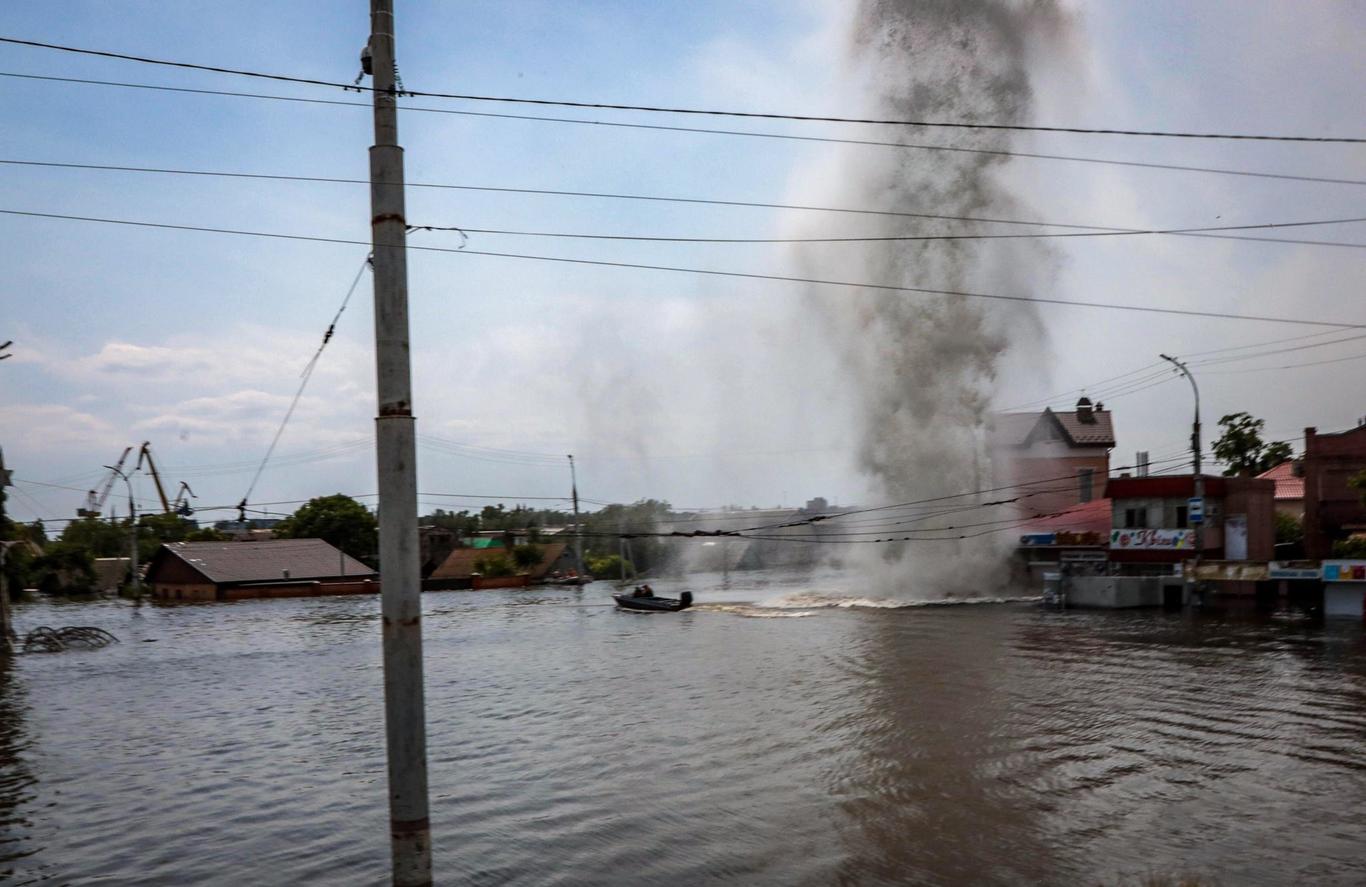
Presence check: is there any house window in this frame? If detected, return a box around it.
[1124,508,1147,529]
[1078,469,1095,503]
[1175,505,1188,529]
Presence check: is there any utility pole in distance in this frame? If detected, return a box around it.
[568,455,584,579]
[365,2,432,884]
[1161,354,1203,597]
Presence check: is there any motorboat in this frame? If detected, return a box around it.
[612,589,693,612]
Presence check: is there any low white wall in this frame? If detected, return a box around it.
[1067,576,1174,609]
[1325,586,1365,619]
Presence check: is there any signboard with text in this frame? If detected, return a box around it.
[1109,528,1195,550]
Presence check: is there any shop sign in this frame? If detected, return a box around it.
[1109,528,1195,550]
[1324,561,1366,583]
[1268,562,1321,580]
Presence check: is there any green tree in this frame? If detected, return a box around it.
[581,499,674,574]
[59,517,134,558]
[510,543,544,571]
[1350,469,1366,507]
[32,540,97,594]
[1273,511,1303,548]
[274,494,378,565]
[1212,412,1293,477]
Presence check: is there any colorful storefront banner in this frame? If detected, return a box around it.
[1324,561,1366,583]
[1109,528,1195,550]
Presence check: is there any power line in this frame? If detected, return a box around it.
[408,219,1366,249]
[3,37,1361,143]
[12,158,1366,248]
[239,255,370,510]
[4,207,1364,329]
[1001,327,1365,412]
[1200,350,1366,374]
[5,72,1364,187]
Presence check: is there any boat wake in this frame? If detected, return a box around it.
[696,604,818,619]
[757,592,1042,610]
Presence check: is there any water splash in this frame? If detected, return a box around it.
[787,0,1069,597]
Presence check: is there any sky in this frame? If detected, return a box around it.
[1,0,1363,531]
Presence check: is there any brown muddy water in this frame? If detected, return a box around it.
[2,569,1364,885]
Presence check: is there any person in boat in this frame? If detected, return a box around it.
[641,584,654,597]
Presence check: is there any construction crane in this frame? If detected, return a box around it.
[78,446,133,518]
[171,481,197,517]
[133,442,173,514]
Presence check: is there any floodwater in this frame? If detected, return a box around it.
[3,570,1365,886]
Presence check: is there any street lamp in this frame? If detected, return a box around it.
[105,463,140,597]
[1160,354,1204,597]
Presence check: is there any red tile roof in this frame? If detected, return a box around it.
[1020,498,1113,535]
[1257,461,1305,501]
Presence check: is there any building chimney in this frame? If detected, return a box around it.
[282,569,290,580]
[1076,396,1095,423]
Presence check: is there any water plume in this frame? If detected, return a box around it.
[789,0,1068,596]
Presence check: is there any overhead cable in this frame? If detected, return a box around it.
[408,218,1366,249]
[4,208,1364,329]
[11,158,1366,248]
[2,37,1361,143]
[238,255,371,513]
[4,73,1364,187]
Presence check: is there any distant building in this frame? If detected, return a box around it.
[1256,460,1305,519]
[1302,425,1366,559]
[992,397,1116,516]
[418,525,458,578]
[1105,474,1275,568]
[92,557,131,594]
[426,541,574,590]
[144,539,376,601]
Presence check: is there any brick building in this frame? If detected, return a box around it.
[1302,424,1366,559]
[1106,475,1275,567]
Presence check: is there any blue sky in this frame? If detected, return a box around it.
[1,1,1363,529]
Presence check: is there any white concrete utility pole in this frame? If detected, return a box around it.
[1161,354,1204,586]
[365,2,432,884]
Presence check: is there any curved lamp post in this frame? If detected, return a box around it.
[1160,354,1204,592]
[105,463,139,596]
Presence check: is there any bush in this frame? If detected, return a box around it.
[473,553,515,578]
[585,553,631,579]
[1331,536,1366,558]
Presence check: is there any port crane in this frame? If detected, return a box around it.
[79,446,133,518]
[133,442,174,514]
[171,481,197,516]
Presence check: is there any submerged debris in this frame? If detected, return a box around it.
[21,626,119,653]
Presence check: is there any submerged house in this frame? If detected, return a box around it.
[991,398,1116,516]
[145,539,377,601]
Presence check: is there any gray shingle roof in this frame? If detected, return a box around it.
[159,539,374,584]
